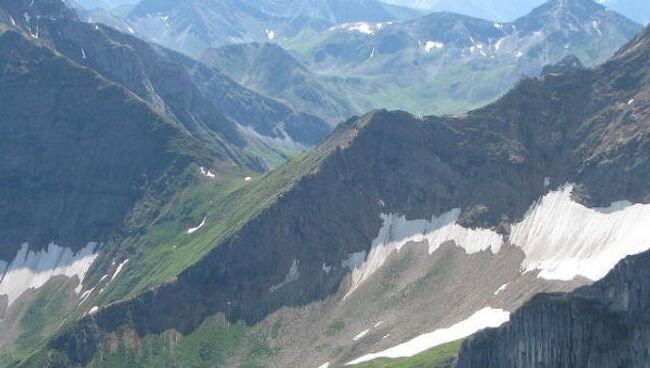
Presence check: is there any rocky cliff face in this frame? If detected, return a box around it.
[455,250,650,368]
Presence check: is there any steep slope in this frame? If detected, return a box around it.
[0,25,231,365]
[456,249,650,367]
[294,0,641,115]
[2,0,331,170]
[23,21,650,368]
[124,0,420,55]
[199,42,357,125]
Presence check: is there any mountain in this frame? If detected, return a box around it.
[0,0,333,363]
[0,19,239,364]
[381,0,546,22]
[291,0,641,116]
[17,17,650,368]
[199,42,357,125]
[384,0,650,25]
[2,0,332,170]
[124,0,421,55]
[72,0,136,9]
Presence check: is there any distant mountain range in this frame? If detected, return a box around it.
[383,0,650,25]
[273,0,640,116]
[381,0,546,22]
[121,0,421,55]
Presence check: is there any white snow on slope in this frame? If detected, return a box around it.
[511,185,650,281]
[345,210,502,298]
[353,329,370,341]
[265,29,275,40]
[348,183,650,296]
[493,283,509,295]
[269,259,300,292]
[111,259,129,281]
[424,41,444,52]
[0,243,99,306]
[187,217,206,234]
[199,166,215,178]
[346,308,510,365]
[336,22,390,36]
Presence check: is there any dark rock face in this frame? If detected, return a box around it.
[455,250,650,368]
[541,54,584,75]
[0,29,205,261]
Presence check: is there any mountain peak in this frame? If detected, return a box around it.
[0,0,78,22]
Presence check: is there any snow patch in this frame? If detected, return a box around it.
[318,363,330,368]
[511,185,650,281]
[187,217,206,234]
[88,306,99,315]
[111,259,129,281]
[344,211,502,298]
[81,48,87,60]
[424,41,444,52]
[322,262,332,274]
[493,283,509,295]
[346,308,510,365]
[265,29,275,40]
[353,329,370,341]
[0,243,99,306]
[244,176,252,182]
[336,22,389,36]
[199,166,215,178]
[269,259,300,292]
[9,16,16,26]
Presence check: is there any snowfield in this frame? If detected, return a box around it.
[344,209,502,298]
[346,183,650,298]
[0,242,99,306]
[511,185,650,281]
[346,307,510,365]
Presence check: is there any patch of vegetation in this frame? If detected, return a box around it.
[86,314,280,368]
[350,340,462,368]
[0,281,75,367]
[326,320,346,337]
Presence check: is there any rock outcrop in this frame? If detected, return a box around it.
[456,250,650,368]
